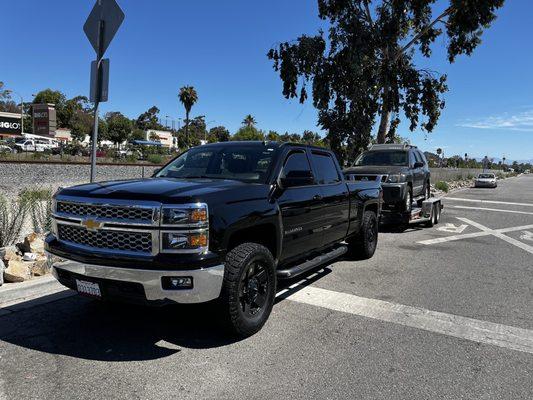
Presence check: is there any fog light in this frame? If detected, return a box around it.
[162,276,193,290]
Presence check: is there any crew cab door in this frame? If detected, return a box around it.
[276,149,325,263]
[309,150,350,246]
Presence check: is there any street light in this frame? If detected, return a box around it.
[5,90,24,134]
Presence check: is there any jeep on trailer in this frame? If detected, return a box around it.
[45,141,382,336]
[345,144,431,213]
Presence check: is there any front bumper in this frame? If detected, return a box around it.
[475,181,497,187]
[50,256,225,304]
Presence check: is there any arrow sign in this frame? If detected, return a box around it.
[437,223,468,234]
[520,231,533,242]
[84,0,124,57]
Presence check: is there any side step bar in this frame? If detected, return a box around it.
[277,245,348,279]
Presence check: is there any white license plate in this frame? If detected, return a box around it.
[76,279,102,298]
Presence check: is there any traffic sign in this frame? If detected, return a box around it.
[83,0,124,57]
[90,59,109,103]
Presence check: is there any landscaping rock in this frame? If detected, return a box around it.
[4,260,32,282]
[31,259,50,277]
[0,260,4,286]
[3,246,22,263]
[20,233,45,255]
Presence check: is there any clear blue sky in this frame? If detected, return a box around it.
[2,0,533,161]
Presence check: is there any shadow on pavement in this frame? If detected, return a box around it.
[0,267,333,363]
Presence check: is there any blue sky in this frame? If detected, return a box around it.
[2,0,532,160]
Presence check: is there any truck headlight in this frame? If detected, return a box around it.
[160,230,208,253]
[387,174,404,183]
[161,203,208,226]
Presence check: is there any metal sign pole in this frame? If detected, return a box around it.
[90,20,105,183]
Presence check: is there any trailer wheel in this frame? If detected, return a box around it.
[348,210,378,259]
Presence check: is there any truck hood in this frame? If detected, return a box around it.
[58,177,264,203]
[344,165,409,175]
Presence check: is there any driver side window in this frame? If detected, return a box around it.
[281,151,313,185]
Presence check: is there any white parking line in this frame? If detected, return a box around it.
[452,205,533,216]
[287,285,533,355]
[446,197,533,208]
[418,221,533,245]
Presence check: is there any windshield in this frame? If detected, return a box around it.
[156,144,277,183]
[355,150,408,166]
[479,174,495,179]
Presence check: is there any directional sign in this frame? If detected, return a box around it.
[83,0,124,56]
[520,231,533,242]
[437,223,468,234]
[90,59,110,103]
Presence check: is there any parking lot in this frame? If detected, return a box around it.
[1,174,532,400]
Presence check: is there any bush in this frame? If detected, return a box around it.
[147,154,164,165]
[20,188,53,234]
[435,181,449,192]
[0,194,31,247]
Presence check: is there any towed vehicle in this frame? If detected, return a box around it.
[45,141,382,336]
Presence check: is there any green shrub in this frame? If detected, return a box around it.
[147,154,164,165]
[435,181,449,192]
[0,194,31,247]
[20,188,53,234]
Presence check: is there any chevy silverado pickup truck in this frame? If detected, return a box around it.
[46,141,382,336]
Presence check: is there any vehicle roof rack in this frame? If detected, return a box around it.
[368,143,416,151]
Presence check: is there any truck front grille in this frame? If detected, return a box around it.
[56,201,154,223]
[57,224,153,254]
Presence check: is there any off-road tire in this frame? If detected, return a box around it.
[220,243,276,337]
[348,210,379,260]
[418,181,431,207]
[402,187,413,213]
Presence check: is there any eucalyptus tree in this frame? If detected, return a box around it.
[268,0,504,160]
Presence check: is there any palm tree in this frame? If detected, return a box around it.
[242,114,257,128]
[178,86,198,148]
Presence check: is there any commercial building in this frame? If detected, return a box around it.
[145,129,177,148]
[0,111,23,139]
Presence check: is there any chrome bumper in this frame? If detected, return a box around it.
[50,257,225,304]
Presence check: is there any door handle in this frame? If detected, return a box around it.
[313,194,322,200]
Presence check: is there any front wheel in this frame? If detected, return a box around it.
[220,243,276,337]
[348,210,379,260]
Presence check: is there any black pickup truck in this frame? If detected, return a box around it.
[46,141,382,336]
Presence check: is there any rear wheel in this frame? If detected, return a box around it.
[220,243,276,337]
[348,210,379,260]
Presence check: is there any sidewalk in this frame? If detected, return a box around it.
[0,276,73,315]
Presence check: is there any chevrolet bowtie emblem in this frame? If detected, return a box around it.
[81,219,103,231]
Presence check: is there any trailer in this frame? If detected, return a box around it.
[380,197,443,227]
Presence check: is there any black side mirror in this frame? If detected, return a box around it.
[279,170,314,188]
[414,161,424,169]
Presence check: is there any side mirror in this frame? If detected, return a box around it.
[279,170,314,188]
[414,162,424,169]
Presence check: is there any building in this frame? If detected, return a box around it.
[54,128,72,142]
[0,111,23,139]
[145,129,176,148]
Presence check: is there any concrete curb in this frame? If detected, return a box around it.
[0,276,73,314]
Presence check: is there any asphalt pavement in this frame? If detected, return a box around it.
[1,174,532,400]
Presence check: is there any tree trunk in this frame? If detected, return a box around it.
[185,110,190,149]
[377,106,391,144]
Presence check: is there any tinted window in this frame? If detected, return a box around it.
[157,145,276,183]
[311,152,341,184]
[355,150,409,166]
[281,151,313,183]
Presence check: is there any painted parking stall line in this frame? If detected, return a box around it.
[286,285,533,355]
[445,197,533,208]
[452,205,533,216]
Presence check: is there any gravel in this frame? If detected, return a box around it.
[0,163,159,196]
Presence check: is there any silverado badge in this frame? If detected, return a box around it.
[81,218,103,232]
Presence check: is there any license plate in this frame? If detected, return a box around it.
[76,279,102,299]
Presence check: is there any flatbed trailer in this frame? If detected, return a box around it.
[380,197,443,227]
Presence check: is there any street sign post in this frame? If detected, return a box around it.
[84,0,124,183]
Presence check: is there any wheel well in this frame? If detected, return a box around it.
[365,203,378,215]
[227,224,278,258]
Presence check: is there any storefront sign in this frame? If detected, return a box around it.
[0,114,22,135]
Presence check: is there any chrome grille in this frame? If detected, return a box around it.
[57,201,154,222]
[58,224,152,254]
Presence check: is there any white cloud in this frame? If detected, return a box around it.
[458,109,533,132]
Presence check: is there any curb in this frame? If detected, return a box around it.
[0,276,73,314]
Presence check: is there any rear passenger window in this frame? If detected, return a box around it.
[311,152,341,184]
